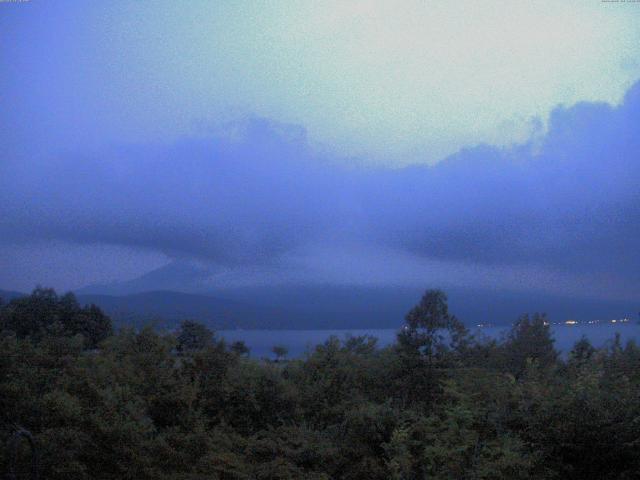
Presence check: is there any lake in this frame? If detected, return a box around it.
[218,323,640,359]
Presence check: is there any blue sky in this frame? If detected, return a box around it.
[1,1,639,299]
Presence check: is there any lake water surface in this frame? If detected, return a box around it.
[219,323,640,359]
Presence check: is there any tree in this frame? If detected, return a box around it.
[395,289,469,405]
[397,289,467,362]
[176,320,213,353]
[0,287,59,339]
[343,335,378,355]
[230,340,250,357]
[63,299,113,349]
[569,336,595,363]
[272,345,288,362]
[0,287,112,348]
[503,313,557,378]
[81,304,113,348]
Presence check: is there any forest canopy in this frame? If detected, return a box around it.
[1,288,639,479]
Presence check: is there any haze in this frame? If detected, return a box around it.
[1,0,639,306]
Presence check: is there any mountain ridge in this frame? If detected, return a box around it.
[3,284,637,331]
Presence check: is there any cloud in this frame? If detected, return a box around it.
[1,82,639,298]
[1,118,342,265]
[366,84,640,279]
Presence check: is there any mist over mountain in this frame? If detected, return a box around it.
[78,262,214,296]
[3,81,640,303]
[70,260,638,330]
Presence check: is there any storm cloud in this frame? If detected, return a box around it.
[1,82,639,298]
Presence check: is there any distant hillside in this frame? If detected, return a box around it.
[3,285,637,330]
[210,284,639,328]
[0,289,25,302]
[77,261,639,328]
[75,288,416,330]
[80,284,639,330]
[77,262,212,296]
[75,291,293,330]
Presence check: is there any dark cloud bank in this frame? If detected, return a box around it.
[1,81,639,306]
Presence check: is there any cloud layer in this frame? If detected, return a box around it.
[1,82,639,298]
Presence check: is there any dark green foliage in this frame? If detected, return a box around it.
[176,320,213,353]
[569,335,595,363]
[398,289,469,360]
[0,287,112,348]
[503,313,557,378]
[395,289,470,405]
[1,287,639,479]
[230,340,250,357]
[272,345,288,362]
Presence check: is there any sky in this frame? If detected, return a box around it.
[1,1,639,301]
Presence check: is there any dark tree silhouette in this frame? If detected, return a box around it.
[398,289,468,361]
[504,312,557,377]
[272,344,288,362]
[230,340,250,357]
[176,320,213,353]
[0,287,112,348]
